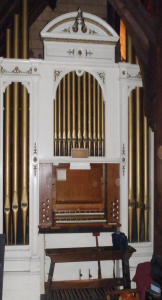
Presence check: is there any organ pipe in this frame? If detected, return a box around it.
[88,73,92,153]
[21,0,29,245]
[77,75,81,148]
[54,95,58,155]
[127,34,136,242]
[83,72,87,149]
[58,83,61,156]
[97,82,101,156]
[72,71,76,148]
[67,73,71,155]
[93,77,97,156]
[4,29,11,245]
[12,14,19,245]
[63,77,66,155]
[101,93,105,156]
[144,115,149,241]
[136,87,143,242]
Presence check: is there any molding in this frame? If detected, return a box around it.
[43,37,116,45]
[47,17,113,36]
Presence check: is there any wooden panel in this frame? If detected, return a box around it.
[39,163,53,227]
[107,164,120,223]
[53,164,105,210]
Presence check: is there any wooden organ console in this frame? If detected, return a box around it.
[39,163,120,232]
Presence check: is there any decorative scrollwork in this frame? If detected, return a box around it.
[89,29,98,35]
[1,65,32,75]
[86,50,93,57]
[54,70,62,82]
[122,143,125,155]
[33,143,38,177]
[1,66,7,73]
[67,49,75,56]
[34,142,37,154]
[121,143,126,176]
[97,72,105,84]
[62,27,71,33]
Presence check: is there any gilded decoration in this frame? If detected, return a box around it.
[67,49,75,55]
[62,27,98,35]
[86,50,93,57]
[97,72,105,84]
[72,8,87,33]
[47,17,112,36]
[43,37,116,46]
[1,65,32,75]
[54,70,62,82]
[62,27,71,33]
[89,29,98,35]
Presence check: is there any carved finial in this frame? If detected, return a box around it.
[72,7,87,33]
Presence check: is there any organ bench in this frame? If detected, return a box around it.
[44,245,136,300]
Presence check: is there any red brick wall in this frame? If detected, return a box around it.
[29,0,107,58]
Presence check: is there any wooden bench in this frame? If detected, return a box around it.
[44,246,136,300]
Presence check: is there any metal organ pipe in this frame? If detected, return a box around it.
[97,82,101,156]
[77,75,82,148]
[4,29,12,245]
[12,14,20,245]
[101,93,105,156]
[93,77,97,156]
[72,71,76,149]
[136,87,143,242]
[83,72,87,149]
[88,73,92,153]
[54,93,58,156]
[127,34,136,242]
[67,73,71,155]
[21,0,29,245]
[58,83,62,156]
[63,77,66,155]
[144,114,149,241]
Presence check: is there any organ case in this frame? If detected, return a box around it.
[39,163,120,230]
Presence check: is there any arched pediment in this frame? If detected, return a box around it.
[41,8,119,44]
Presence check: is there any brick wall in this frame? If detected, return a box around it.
[29,0,107,58]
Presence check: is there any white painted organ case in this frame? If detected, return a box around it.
[39,9,123,283]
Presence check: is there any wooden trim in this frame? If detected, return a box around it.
[45,278,126,290]
[45,246,136,263]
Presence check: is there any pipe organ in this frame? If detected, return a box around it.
[0,8,153,300]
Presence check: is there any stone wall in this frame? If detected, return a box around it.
[29,0,107,58]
